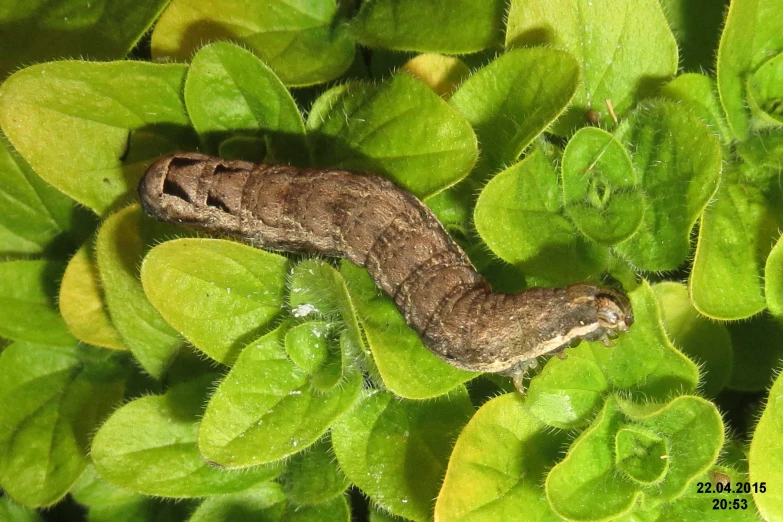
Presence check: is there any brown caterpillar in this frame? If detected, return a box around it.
[139,152,632,386]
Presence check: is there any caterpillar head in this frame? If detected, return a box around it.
[596,288,633,338]
[567,284,633,345]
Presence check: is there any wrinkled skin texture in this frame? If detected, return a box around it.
[139,152,633,377]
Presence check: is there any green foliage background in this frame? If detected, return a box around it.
[0,0,782,521]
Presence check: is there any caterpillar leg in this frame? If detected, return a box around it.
[505,358,539,395]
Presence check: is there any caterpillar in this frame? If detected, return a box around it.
[139,152,633,387]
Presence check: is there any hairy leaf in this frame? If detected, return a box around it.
[475,148,609,286]
[97,205,184,378]
[436,393,566,521]
[748,52,783,125]
[59,243,125,350]
[660,73,732,144]
[0,0,168,79]
[71,465,194,522]
[690,167,782,320]
[280,496,350,522]
[350,0,505,53]
[332,388,473,521]
[526,344,609,429]
[0,134,79,255]
[199,324,362,467]
[589,281,699,400]
[279,437,350,505]
[767,234,783,318]
[561,127,643,245]
[151,0,355,86]
[0,343,124,507]
[307,73,477,198]
[449,47,579,176]
[506,0,678,132]
[749,370,783,520]
[0,61,197,215]
[92,375,281,497]
[188,483,286,522]
[0,260,73,346]
[613,101,722,271]
[652,282,733,397]
[141,238,289,365]
[547,396,723,520]
[717,0,783,138]
[184,42,308,162]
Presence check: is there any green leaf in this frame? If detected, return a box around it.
[279,436,350,505]
[615,426,669,485]
[726,315,783,391]
[526,344,609,429]
[288,260,367,391]
[659,73,732,145]
[141,238,289,365]
[96,205,184,378]
[561,127,643,245]
[0,260,74,346]
[658,0,729,72]
[590,281,699,400]
[737,129,783,171]
[0,133,78,255]
[285,322,331,375]
[0,496,43,522]
[689,168,781,320]
[184,42,308,162]
[340,262,476,399]
[505,0,678,132]
[767,234,783,318]
[0,0,168,79]
[332,388,474,522]
[749,369,783,520]
[280,496,351,522]
[546,396,723,521]
[92,374,281,497]
[369,507,408,522]
[435,393,567,522]
[717,0,783,139]
[71,465,194,522]
[0,61,197,216]
[188,483,286,522]
[0,342,125,507]
[448,47,579,175]
[288,259,364,353]
[399,54,471,98]
[151,0,355,86]
[617,398,723,498]
[198,324,362,467]
[613,101,722,271]
[59,243,125,350]
[652,282,733,398]
[474,148,609,286]
[306,73,477,198]
[349,0,505,53]
[748,52,783,125]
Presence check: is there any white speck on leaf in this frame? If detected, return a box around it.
[292,303,319,317]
